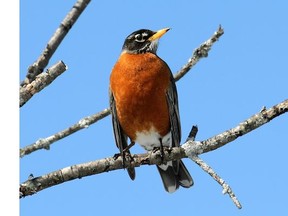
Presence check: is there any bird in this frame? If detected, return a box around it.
[109,28,193,193]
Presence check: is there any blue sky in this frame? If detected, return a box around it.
[18,1,288,216]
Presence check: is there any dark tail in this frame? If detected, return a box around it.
[156,160,193,193]
[125,149,136,180]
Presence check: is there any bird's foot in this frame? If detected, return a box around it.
[152,146,165,164]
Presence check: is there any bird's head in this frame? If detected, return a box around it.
[122,28,170,54]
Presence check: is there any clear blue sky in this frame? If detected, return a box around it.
[19,1,287,216]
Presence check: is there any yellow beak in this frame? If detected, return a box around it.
[148,28,170,41]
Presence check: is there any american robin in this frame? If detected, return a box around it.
[109,28,193,193]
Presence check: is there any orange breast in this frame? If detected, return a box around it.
[110,52,171,141]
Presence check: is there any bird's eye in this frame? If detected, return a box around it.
[135,34,143,42]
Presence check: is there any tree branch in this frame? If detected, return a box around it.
[182,99,288,155]
[20,99,288,199]
[185,125,242,208]
[174,25,224,81]
[190,154,242,209]
[20,108,110,157]
[20,26,224,157]
[20,0,91,87]
[19,61,67,107]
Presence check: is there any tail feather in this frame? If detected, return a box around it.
[157,160,193,193]
[157,164,179,193]
[127,167,136,180]
[178,160,193,188]
[125,149,136,180]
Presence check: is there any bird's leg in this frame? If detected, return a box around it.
[121,151,126,169]
[159,138,164,163]
[151,139,165,162]
[113,152,121,160]
[122,140,135,168]
[122,140,136,180]
[123,141,135,153]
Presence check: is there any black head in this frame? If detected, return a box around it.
[122,28,170,54]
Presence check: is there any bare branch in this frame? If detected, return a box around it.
[19,61,67,107]
[185,126,242,208]
[20,0,91,87]
[20,108,111,158]
[182,99,288,155]
[19,147,185,198]
[20,26,224,157]
[20,99,288,198]
[190,154,242,209]
[174,25,224,81]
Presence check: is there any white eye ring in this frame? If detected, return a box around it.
[135,34,144,42]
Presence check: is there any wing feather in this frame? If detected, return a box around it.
[109,89,135,180]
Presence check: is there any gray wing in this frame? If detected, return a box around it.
[164,72,181,174]
[158,66,193,192]
[166,74,181,148]
[109,89,128,153]
[157,72,194,192]
[109,89,135,180]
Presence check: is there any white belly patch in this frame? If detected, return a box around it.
[135,127,171,151]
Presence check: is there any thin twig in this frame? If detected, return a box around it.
[174,25,224,81]
[185,125,198,142]
[190,154,242,209]
[20,99,288,198]
[20,61,67,107]
[20,108,111,158]
[190,99,288,154]
[20,26,224,157]
[20,0,91,87]
[181,100,288,156]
